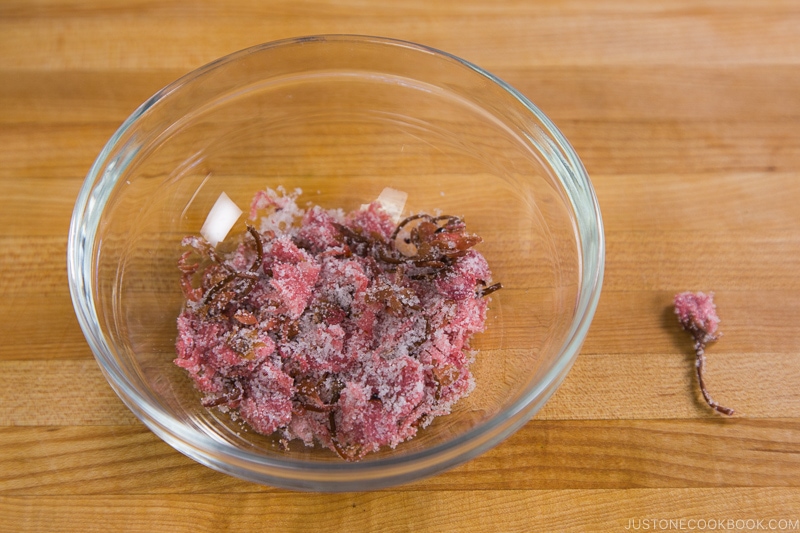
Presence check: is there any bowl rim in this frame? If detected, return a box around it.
[67,34,605,491]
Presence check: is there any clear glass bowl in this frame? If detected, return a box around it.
[68,35,604,491]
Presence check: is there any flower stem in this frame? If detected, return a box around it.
[694,342,735,416]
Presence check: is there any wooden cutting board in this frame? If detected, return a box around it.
[1,1,799,531]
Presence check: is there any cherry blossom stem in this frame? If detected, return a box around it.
[694,342,735,416]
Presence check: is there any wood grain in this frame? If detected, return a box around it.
[2,419,799,496]
[3,339,799,422]
[3,1,800,70]
[2,0,799,531]
[2,489,800,533]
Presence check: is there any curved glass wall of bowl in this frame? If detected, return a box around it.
[67,35,604,491]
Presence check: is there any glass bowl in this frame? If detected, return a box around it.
[68,35,604,491]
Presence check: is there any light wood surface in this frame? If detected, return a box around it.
[2,1,800,531]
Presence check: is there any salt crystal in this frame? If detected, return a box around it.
[361,187,408,223]
[200,192,242,247]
